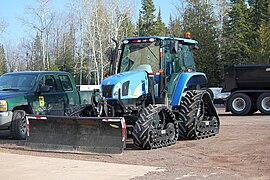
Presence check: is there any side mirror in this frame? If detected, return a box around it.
[166,61,172,76]
[38,85,50,93]
[170,40,178,54]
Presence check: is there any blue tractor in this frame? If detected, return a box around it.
[94,35,220,149]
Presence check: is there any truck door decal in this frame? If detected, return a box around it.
[39,96,45,107]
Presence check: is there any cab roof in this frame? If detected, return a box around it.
[122,36,198,45]
[3,71,70,76]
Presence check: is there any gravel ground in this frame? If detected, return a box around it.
[0,109,269,180]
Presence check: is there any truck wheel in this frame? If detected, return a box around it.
[228,93,252,115]
[257,93,270,114]
[10,110,27,140]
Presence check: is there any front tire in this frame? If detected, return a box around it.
[257,93,270,114]
[228,93,252,115]
[10,110,27,140]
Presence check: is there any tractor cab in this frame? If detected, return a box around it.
[114,36,198,102]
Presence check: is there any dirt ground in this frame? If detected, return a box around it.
[0,108,270,180]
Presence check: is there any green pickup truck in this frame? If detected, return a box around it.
[0,71,88,140]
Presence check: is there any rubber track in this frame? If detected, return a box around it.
[132,105,179,149]
[178,90,220,140]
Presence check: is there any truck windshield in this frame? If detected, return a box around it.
[0,74,37,91]
[119,42,160,73]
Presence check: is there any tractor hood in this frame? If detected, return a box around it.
[101,70,149,99]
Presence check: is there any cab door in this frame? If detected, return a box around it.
[36,74,65,115]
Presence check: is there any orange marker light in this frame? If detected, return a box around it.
[158,69,164,73]
[186,32,191,39]
[103,71,108,77]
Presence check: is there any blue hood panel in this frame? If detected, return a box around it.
[101,70,149,99]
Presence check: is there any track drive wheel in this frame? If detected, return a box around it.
[132,105,179,149]
[178,90,220,140]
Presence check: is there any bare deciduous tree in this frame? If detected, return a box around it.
[71,0,135,84]
[20,0,55,70]
[0,18,8,37]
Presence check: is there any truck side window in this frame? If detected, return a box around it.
[59,75,73,91]
[39,75,57,92]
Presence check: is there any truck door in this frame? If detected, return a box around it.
[36,74,65,115]
[58,74,80,114]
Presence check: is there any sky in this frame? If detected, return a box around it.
[0,0,176,43]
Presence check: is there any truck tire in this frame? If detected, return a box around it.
[228,93,252,115]
[10,110,27,140]
[257,93,270,114]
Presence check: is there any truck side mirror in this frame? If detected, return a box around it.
[38,85,50,93]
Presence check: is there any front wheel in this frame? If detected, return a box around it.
[228,93,252,115]
[257,93,270,115]
[10,110,27,140]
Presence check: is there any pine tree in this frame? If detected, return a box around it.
[222,0,252,65]
[0,44,7,75]
[30,34,42,70]
[167,15,182,37]
[248,0,270,63]
[257,2,270,63]
[156,8,166,36]
[182,0,222,86]
[138,0,157,36]
[120,14,136,38]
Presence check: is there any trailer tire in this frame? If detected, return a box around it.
[257,93,270,115]
[228,93,252,115]
[10,110,27,140]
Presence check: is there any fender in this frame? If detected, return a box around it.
[171,72,208,106]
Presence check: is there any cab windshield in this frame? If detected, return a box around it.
[119,42,160,73]
[0,74,37,91]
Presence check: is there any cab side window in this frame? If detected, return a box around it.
[59,75,73,91]
[39,75,57,92]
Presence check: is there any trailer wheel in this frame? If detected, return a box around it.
[228,93,252,115]
[257,93,270,114]
[10,110,27,140]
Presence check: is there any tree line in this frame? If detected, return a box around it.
[0,0,269,86]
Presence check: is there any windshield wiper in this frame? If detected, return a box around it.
[2,88,19,91]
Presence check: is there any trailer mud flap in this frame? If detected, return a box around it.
[25,116,126,154]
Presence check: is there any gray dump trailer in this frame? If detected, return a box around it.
[224,65,270,115]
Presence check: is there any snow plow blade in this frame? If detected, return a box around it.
[25,115,126,154]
